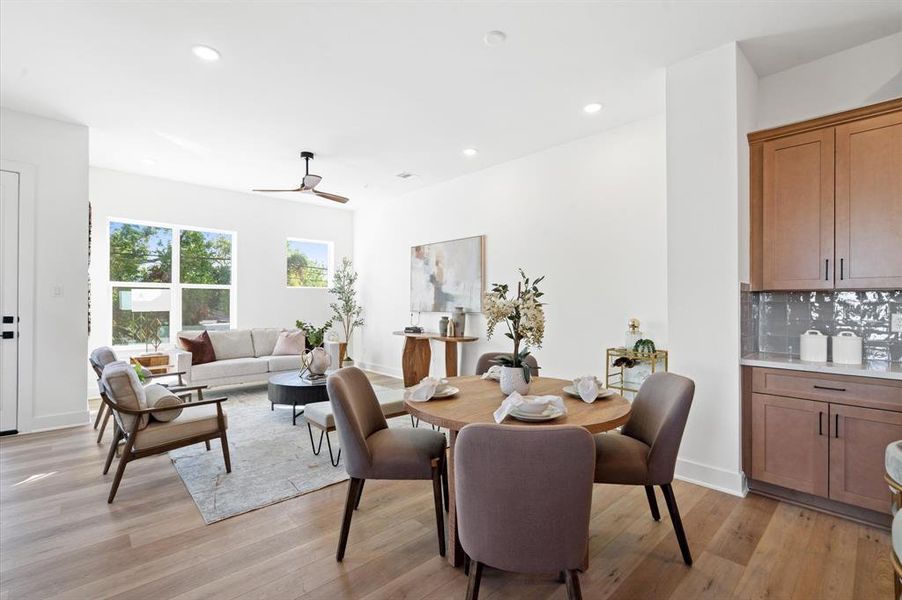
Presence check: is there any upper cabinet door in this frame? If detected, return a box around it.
[835,111,902,289]
[762,129,835,290]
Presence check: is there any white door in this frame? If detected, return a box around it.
[0,170,19,433]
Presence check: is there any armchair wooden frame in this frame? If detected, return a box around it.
[100,388,230,503]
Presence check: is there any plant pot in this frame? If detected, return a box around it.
[500,366,530,395]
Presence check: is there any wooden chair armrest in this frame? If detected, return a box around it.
[106,397,228,415]
[167,384,207,393]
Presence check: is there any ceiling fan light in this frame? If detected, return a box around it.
[583,102,603,114]
[462,148,478,157]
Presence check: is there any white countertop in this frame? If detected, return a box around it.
[740,353,902,381]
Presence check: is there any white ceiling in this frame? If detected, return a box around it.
[1,1,900,209]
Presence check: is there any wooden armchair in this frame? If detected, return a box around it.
[99,361,230,503]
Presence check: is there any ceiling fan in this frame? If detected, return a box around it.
[253,151,349,204]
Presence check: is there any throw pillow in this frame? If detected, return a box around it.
[272,330,306,355]
[143,384,184,422]
[178,330,217,365]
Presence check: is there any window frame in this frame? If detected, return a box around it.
[108,217,238,350]
[286,236,334,289]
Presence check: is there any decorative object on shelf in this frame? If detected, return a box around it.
[438,316,450,337]
[404,325,424,334]
[484,269,546,395]
[410,235,484,313]
[452,306,467,337]
[625,318,643,350]
[341,356,354,368]
[605,347,669,398]
[633,338,656,354]
[301,346,332,378]
[832,331,862,365]
[296,319,333,349]
[799,329,828,362]
[329,257,364,366]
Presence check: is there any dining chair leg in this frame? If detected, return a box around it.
[464,554,471,576]
[354,479,365,510]
[564,570,582,600]
[465,560,483,600]
[96,408,111,444]
[336,478,362,561]
[661,483,692,565]
[220,432,232,473]
[102,426,122,475]
[431,459,446,557]
[645,485,661,521]
[93,403,105,430]
[440,455,449,512]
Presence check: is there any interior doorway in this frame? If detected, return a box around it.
[0,169,20,434]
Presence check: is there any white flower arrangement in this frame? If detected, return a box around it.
[483,269,546,382]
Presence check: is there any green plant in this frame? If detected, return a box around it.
[132,363,148,383]
[296,319,333,348]
[329,257,365,345]
[483,269,546,383]
[633,338,656,355]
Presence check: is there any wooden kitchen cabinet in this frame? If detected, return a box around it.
[834,110,902,289]
[829,403,902,513]
[749,98,902,291]
[761,129,834,290]
[751,393,828,496]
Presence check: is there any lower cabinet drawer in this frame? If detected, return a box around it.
[752,368,902,411]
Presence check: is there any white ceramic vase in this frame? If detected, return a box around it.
[302,347,332,375]
[500,366,530,395]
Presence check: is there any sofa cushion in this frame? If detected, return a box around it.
[207,330,255,360]
[273,330,306,356]
[192,357,269,381]
[144,384,184,422]
[251,328,281,357]
[269,355,301,372]
[133,403,226,450]
[100,361,149,431]
[178,330,216,365]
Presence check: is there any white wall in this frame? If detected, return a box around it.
[0,108,90,432]
[666,43,751,495]
[354,115,668,382]
[88,169,353,372]
[756,32,902,130]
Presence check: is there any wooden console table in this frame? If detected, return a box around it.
[392,331,478,387]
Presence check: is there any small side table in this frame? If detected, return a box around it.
[393,332,478,387]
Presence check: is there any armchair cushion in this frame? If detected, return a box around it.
[208,330,255,360]
[101,361,149,432]
[144,384,184,422]
[133,403,227,451]
[593,432,650,485]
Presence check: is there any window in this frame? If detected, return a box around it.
[287,238,332,288]
[109,219,236,347]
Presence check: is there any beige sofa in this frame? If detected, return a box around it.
[175,328,303,387]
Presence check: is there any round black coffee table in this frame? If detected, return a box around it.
[267,371,329,425]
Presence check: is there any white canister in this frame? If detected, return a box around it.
[832,331,863,365]
[799,330,828,362]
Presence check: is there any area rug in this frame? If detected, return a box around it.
[169,382,411,524]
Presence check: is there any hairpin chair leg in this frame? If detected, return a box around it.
[661,483,692,565]
[410,414,419,427]
[466,560,483,600]
[645,485,661,521]
[307,423,341,466]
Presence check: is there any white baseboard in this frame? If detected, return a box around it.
[675,457,746,497]
[27,410,91,434]
[356,361,403,380]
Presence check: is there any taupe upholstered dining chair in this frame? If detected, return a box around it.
[327,367,448,561]
[89,346,192,443]
[455,424,595,600]
[99,361,230,503]
[594,372,695,565]
[474,352,540,377]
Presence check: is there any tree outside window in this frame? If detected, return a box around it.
[287,239,332,288]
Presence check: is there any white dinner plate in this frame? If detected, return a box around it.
[509,406,565,422]
[562,385,616,400]
[432,386,459,399]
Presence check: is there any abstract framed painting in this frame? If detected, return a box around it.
[410,235,484,313]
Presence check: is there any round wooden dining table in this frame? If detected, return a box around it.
[405,375,632,567]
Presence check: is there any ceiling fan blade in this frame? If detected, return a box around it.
[252,187,304,192]
[313,190,350,204]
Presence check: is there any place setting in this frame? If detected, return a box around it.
[404,376,459,402]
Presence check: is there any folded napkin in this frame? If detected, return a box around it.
[405,377,439,402]
[493,392,567,423]
[481,365,502,381]
[573,376,602,403]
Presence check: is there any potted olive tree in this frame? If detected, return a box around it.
[329,257,364,367]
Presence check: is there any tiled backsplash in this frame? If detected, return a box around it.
[741,289,902,363]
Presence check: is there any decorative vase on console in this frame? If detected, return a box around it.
[439,316,450,337]
[451,307,466,338]
[483,269,546,397]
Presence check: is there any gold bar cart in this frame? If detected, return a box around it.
[604,348,669,398]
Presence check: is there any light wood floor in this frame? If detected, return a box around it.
[0,372,893,600]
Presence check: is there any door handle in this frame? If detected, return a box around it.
[2,316,13,324]
[1,331,14,339]
[840,258,844,280]
[834,414,840,439]
[818,411,823,436]
[825,259,829,281]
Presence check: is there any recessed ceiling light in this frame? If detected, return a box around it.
[192,45,221,61]
[583,102,604,114]
[141,158,156,166]
[462,148,478,157]
[484,30,507,46]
